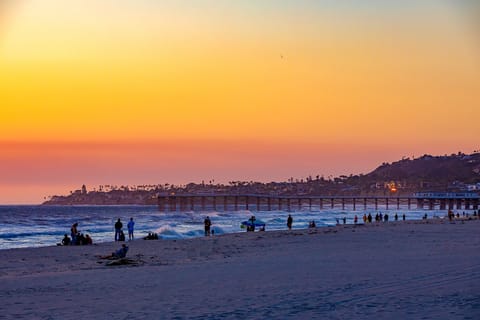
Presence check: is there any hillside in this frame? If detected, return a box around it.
[43,152,480,205]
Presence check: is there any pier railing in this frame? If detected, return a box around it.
[158,193,479,212]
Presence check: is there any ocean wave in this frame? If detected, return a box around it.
[0,205,452,250]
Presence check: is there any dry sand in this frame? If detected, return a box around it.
[1,218,479,319]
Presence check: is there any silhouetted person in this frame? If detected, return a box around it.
[248,216,256,232]
[402,213,406,221]
[115,218,123,241]
[70,223,78,244]
[368,213,372,223]
[287,214,293,230]
[127,217,135,241]
[61,234,71,246]
[204,216,212,236]
[99,244,129,260]
[77,233,86,245]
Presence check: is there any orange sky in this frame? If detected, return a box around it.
[0,1,479,203]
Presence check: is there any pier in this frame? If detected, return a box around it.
[158,192,479,212]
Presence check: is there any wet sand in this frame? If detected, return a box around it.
[1,218,479,319]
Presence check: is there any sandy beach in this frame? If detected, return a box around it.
[1,218,479,319]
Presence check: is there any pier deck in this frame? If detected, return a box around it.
[158,193,479,212]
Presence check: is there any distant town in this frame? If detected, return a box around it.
[43,152,480,205]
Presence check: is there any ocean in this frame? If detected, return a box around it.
[0,205,462,250]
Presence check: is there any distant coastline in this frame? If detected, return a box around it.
[43,152,480,205]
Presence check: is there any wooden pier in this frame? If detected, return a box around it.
[158,192,479,212]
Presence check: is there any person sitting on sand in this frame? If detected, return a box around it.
[99,244,129,260]
[85,234,93,245]
[143,232,159,240]
[61,234,71,246]
[77,233,86,245]
[144,232,153,240]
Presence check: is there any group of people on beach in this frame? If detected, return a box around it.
[60,222,93,246]
[360,212,406,224]
[143,232,159,240]
[61,217,136,246]
[448,209,478,221]
[114,218,135,241]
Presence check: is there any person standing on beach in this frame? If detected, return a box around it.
[70,223,78,244]
[115,218,123,241]
[287,214,293,230]
[204,216,212,236]
[127,217,135,241]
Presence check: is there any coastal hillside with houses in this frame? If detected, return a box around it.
[43,152,480,205]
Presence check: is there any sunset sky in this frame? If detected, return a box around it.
[1,0,479,204]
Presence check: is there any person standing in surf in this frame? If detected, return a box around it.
[204,216,212,236]
[287,214,293,230]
